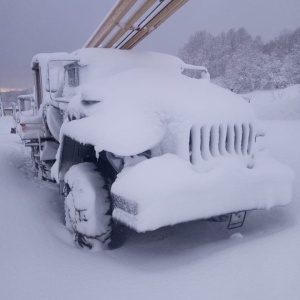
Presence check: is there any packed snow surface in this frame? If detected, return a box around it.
[1,84,300,300]
[245,84,300,120]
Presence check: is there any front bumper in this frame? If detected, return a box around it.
[111,154,294,232]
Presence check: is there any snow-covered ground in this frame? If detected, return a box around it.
[244,84,300,120]
[1,85,300,300]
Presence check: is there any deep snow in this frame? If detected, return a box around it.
[0,85,300,300]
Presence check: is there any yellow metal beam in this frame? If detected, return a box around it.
[85,0,189,49]
[85,0,137,48]
[120,0,189,49]
[104,0,157,48]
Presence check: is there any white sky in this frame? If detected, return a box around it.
[0,0,300,89]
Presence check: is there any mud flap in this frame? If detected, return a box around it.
[228,211,246,229]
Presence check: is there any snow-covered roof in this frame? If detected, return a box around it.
[31,52,69,69]
[17,94,34,101]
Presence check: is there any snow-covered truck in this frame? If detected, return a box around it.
[11,94,35,134]
[19,47,294,249]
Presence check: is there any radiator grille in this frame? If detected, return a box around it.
[189,123,254,164]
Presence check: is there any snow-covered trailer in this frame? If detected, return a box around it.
[22,48,294,249]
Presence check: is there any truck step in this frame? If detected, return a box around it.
[228,211,246,229]
[25,142,39,147]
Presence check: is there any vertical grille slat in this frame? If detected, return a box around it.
[219,124,227,155]
[210,125,219,157]
[242,123,249,155]
[190,124,202,164]
[201,125,211,160]
[234,124,243,155]
[226,124,235,154]
[248,124,254,155]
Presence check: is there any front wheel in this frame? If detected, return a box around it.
[64,162,112,250]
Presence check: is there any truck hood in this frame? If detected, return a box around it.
[61,68,255,156]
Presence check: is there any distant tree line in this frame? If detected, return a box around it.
[178,27,300,93]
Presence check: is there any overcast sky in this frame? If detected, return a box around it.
[1,0,300,89]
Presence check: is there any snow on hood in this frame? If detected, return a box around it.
[31,48,255,156]
[62,66,255,156]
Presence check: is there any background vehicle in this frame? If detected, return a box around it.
[11,94,35,134]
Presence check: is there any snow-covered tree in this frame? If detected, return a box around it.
[286,44,300,84]
[179,26,300,93]
[223,48,269,93]
[178,30,214,78]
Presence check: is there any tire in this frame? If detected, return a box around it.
[63,162,112,250]
[31,146,39,171]
[39,160,55,181]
